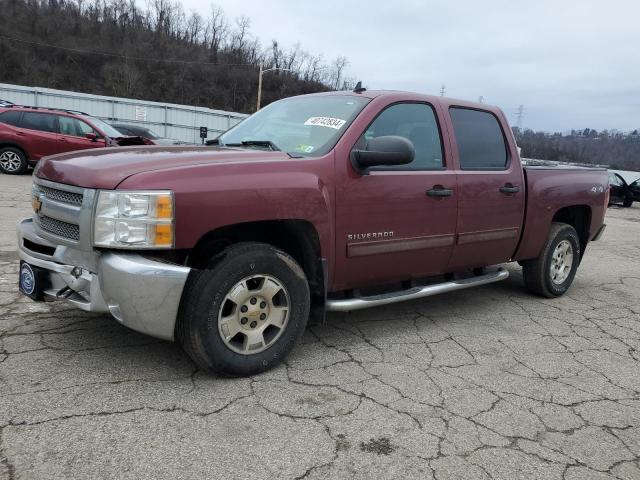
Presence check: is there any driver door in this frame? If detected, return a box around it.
[333,101,458,290]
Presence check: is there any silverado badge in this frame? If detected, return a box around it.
[347,231,394,241]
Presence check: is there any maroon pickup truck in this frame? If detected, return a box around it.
[17,89,608,376]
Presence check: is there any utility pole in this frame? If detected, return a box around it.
[256,64,263,112]
[440,85,446,97]
[515,105,525,130]
[478,96,484,104]
[256,65,293,111]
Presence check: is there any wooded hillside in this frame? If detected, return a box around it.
[0,0,354,113]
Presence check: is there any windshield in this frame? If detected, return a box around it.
[86,116,128,138]
[142,128,160,139]
[219,95,370,156]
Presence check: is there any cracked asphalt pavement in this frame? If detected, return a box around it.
[2,174,640,479]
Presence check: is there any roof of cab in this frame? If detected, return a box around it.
[300,89,502,113]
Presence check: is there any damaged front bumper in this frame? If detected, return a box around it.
[17,218,190,341]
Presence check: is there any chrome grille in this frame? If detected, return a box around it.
[37,185,83,206]
[32,178,94,249]
[38,216,80,241]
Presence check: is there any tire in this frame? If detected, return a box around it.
[0,147,28,175]
[522,222,581,298]
[623,197,633,208]
[177,242,310,376]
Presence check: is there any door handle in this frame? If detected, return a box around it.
[426,186,453,197]
[16,131,26,136]
[499,183,520,194]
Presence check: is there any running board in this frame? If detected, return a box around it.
[325,268,509,312]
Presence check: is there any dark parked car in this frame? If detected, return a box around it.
[111,123,185,145]
[0,105,152,174]
[608,172,639,207]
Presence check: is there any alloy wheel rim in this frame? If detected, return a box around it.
[550,240,574,285]
[0,151,21,172]
[217,274,290,355]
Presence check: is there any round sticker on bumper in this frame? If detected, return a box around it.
[20,263,36,295]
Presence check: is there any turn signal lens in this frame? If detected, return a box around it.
[156,195,173,219]
[154,224,173,247]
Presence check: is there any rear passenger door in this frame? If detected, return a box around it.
[17,112,61,159]
[446,107,525,270]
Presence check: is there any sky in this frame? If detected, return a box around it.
[180,0,640,132]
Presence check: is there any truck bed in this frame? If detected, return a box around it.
[514,165,609,261]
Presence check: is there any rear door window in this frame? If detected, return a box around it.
[450,107,509,170]
[21,112,58,133]
[0,111,22,126]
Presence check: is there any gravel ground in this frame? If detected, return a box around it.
[1,174,639,480]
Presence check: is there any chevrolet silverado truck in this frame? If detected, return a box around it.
[17,89,608,376]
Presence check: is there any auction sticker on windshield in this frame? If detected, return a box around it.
[304,117,346,129]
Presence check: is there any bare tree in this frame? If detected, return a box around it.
[329,56,348,90]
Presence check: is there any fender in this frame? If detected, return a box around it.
[0,141,29,159]
[117,156,336,277]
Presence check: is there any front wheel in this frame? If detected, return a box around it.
[522,223,581,298]
[177,242,310,376]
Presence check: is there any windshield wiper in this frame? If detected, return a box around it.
[224,140,281,151]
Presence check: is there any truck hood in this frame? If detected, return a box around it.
[36,146,291,189]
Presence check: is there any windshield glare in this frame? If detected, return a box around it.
[86,117,127,138]
[219,95,370,156]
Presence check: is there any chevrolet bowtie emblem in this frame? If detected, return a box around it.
[32,195,42,214]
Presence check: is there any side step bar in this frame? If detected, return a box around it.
[326,268,509,312]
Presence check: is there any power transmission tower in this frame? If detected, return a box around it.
[440,85,446,97]
[515,105,525,130]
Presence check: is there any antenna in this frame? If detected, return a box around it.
[353,81,366,94]
[440,85,446,97]
[515,105,525,129]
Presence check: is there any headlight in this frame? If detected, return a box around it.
[93,191,174,249]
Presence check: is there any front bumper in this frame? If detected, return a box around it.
[17,218,190,341]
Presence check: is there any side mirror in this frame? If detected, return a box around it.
[351,135,415,174]
[85,132,98,142]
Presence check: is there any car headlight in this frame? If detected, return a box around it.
[93,191,174,249]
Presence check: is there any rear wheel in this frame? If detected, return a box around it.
[177,242,310,376]
[522,223,581,298]
[0,147,28,174]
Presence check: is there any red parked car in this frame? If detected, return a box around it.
[0,105,150,174]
